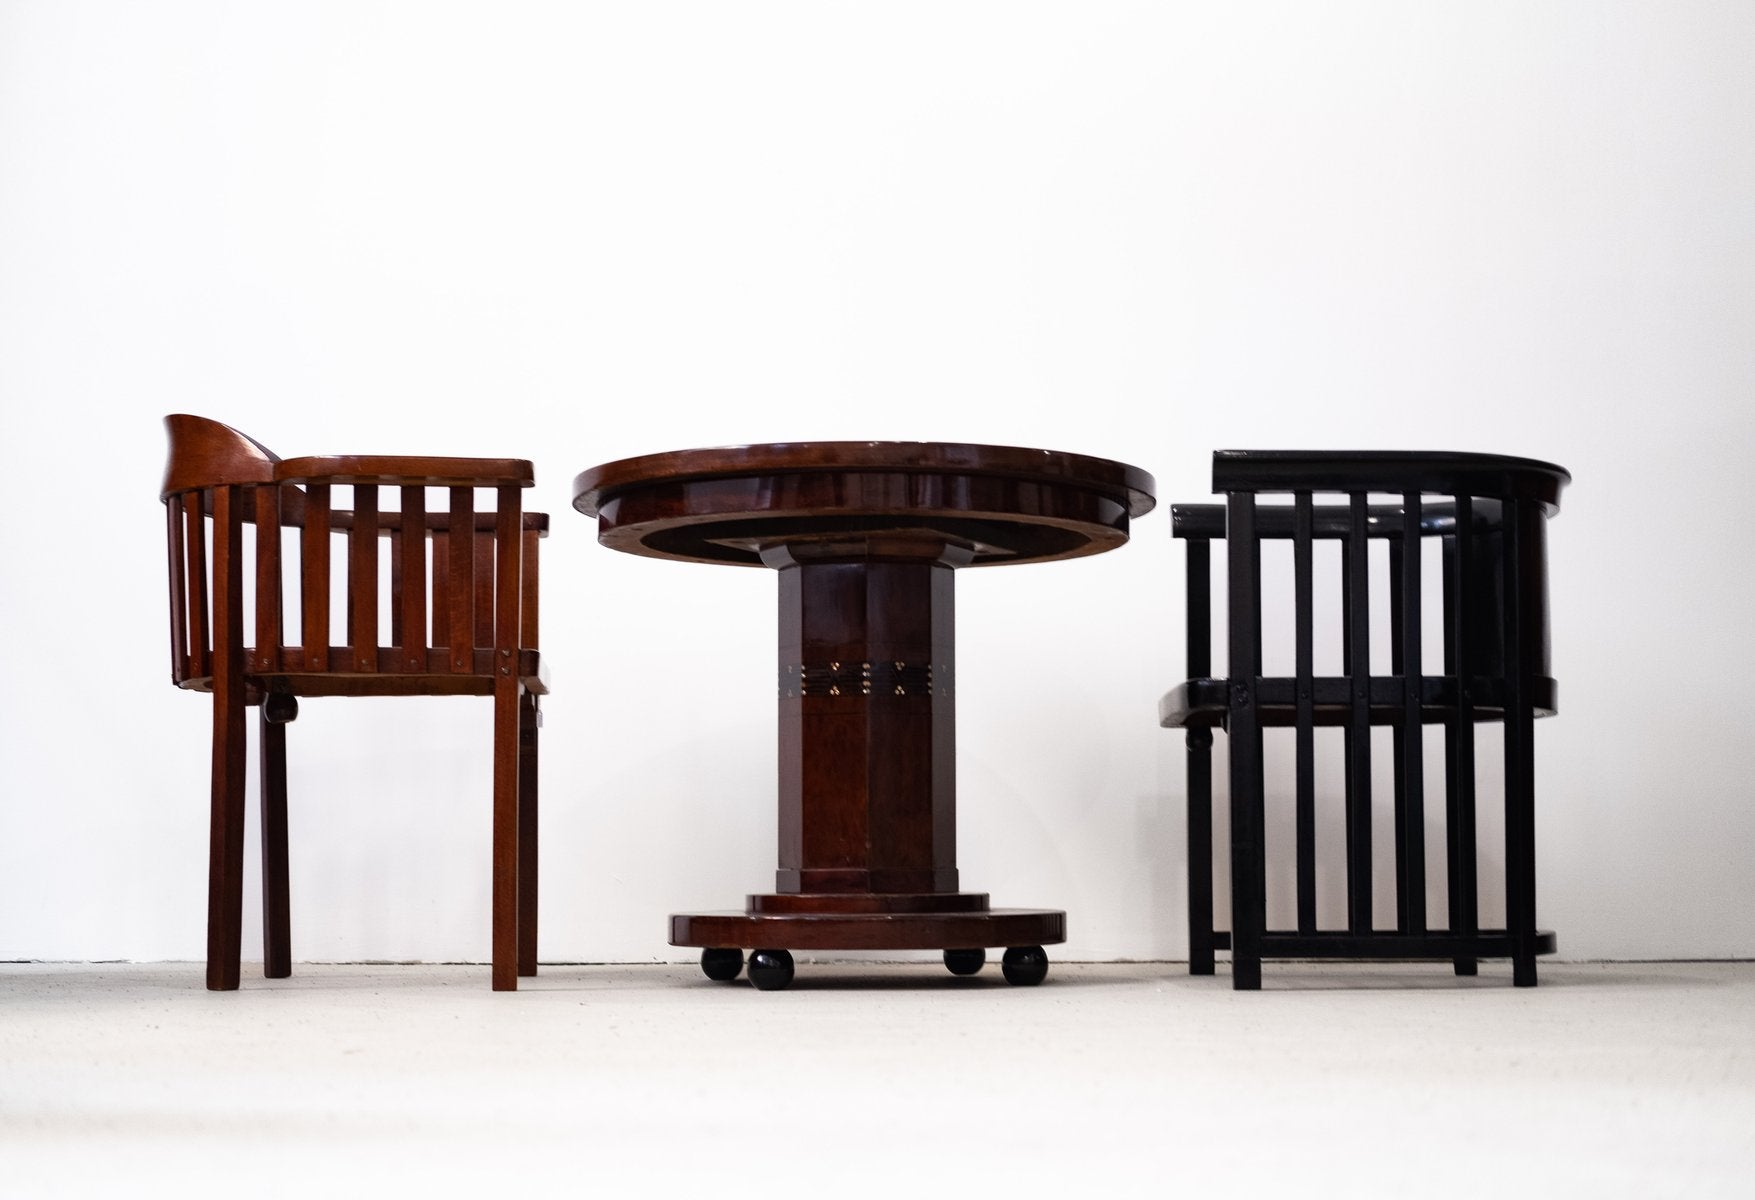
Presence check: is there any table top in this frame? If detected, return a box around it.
[573,441,1157,568]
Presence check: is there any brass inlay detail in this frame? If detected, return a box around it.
[782,661,944,698]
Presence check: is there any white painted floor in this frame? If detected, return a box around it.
[3,961,1752,1198]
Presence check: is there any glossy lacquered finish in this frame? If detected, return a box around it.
[574,440,1155,568]
[577,441,1155,988]
[161,415,548,992]
[1165,449,1569,989]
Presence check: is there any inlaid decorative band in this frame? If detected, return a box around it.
[780,661,948,698]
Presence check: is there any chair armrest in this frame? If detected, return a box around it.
[327,509,551,534]
[1211,450,1569,510]
[275,455,534,489]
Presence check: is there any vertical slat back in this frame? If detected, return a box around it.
[349,485,379,671]
[184,492,210,681]
[446,487,475,671]
[166,500,189,681]
[400,486,428,671]
[254,486,282,672]
[301,483,332,672]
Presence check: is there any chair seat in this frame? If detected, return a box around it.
[1159,674,1557,729]
[176,649,549,697]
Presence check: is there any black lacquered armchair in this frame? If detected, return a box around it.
[1162,451,1570,988]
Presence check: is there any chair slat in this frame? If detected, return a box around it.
[301,484,331,672]
[1398,491,1426,934]
[254,486,282,672]
[495,485,522,654]
[184,492,209,680]
[1293,491,1316,933]
[447,487,474,671]
[211,485,245,674]
[473,531,495,649]
[1389,536,1405,925]
[520,528,540,649]
[349,485,379,671]
[388,524,402,649]
[1185,539,1210,678]
[431,531,450,650]
[1344,493,1372,934]
[167,500,188,681]
[400,486,428,671]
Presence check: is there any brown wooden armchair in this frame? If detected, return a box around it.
[161,415,548,990]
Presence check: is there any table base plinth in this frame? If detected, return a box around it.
[671,906,1065,951]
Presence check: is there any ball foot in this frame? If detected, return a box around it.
[943,947,986,976]
[1001,945,1048,986]
[747,948,795,991]
[700,947,744,982]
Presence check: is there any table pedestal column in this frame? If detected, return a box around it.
[669,540,1065,975]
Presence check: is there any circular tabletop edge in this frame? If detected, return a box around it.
[573,441,1157,518]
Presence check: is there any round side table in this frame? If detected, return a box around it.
[574,442,1155,989]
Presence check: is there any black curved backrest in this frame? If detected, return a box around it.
[1178,451,1568,709]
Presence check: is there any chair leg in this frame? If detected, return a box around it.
[1232,951,1262,991]
[1229,710,1265,994]
[1186,727,1215,976]
[490,678,522,991]
[260,696,296,979]
[206,678,248,991]
[517,692,539,978]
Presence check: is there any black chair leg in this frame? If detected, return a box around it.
[1186,727,1215,975]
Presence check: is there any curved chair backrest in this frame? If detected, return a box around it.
[161,414,280,498]
[1175,450,1569,712]
[161,414,545,693]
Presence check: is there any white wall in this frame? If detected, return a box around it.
[3,2,1751,965]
